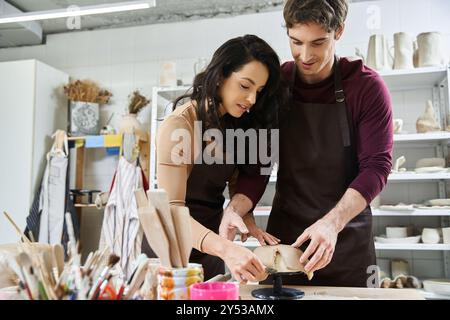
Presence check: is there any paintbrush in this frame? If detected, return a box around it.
[64,213,78,263]
[64,213,89,299]
[3,211,31,244]
[88,254,120,300]
[89,247,109,280]
[17,252,40,300]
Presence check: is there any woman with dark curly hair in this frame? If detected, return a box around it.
[154,35,283,281]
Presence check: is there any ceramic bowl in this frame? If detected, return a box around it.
[415,157,445,169]
[427,199,450,206]
[386,227,409,238]
[421,228,441,244]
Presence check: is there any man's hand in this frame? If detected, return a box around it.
[242,214,280,246]
[219,206,249,241]
[291,188,368,274]
[291,218,338,274]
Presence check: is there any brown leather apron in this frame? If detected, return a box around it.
[267,57,376,287]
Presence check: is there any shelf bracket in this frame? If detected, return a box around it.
[435,145,444,158]
[444,252,450,278]
[440,216,450,278]
[438,181,446,198]
[433,86,443,129]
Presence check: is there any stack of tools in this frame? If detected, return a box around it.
[135,189,193,269]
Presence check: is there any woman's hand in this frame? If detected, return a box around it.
[219,206,249,241]
[221,242,267,283]
[241,213,280,246]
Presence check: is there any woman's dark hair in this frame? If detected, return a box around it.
[173,34,283,132]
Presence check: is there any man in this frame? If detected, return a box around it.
[221,0,393,287]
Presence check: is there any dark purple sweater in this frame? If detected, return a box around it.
[235,57,393,205]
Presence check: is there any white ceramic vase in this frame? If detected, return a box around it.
[417,32,445,67]
[366,34,393,71]
[393,32,414,70]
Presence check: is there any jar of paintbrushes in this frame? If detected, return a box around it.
[157,263,203,300]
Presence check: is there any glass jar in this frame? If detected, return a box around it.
[157,263,203,300]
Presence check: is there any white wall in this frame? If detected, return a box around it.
[0,60,68,244]
[1,0,449,274]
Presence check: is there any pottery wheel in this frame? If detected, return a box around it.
[251,271,305,300]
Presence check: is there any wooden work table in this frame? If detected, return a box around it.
[239,284,425,300]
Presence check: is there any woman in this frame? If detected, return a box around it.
[156,35,282,282]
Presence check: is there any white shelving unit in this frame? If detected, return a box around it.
[372,209,450,217]
[378,66,448,90]
[149,85,192,188]
[253,206,450,217]
[388,172,450,181]
[375,243,450,251]
[236,239,450,250]
[249,66,450,286]
[234,237,450,251]
[269,172,450,183]
[394,132,450,142]
[374,66,450,281]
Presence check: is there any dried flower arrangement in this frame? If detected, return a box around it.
[64,79,112,104]
[128,90,150,115]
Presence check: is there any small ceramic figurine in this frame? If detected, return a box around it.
[393,119,403,134]
[416,100,441,133]
[392,156,406,172]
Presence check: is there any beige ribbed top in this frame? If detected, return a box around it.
[157,102,214,251]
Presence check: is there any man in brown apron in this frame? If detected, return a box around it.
[267,56,377,287]
[223,0,393,287]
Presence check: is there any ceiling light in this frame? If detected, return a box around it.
[0,0,156,24]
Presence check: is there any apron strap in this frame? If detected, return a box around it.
[289,57,353,148]
[334,56,359,185]
[333,56,352,147]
